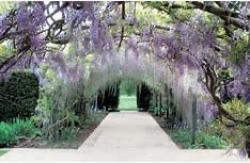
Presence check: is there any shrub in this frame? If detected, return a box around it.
[0,119,39,147]
[229,40,250,66]
[196,132,229,149]
[137,83,153,111]
[224,98,250,120]
[169,129,192,148]
[0,71,39,121]
[12,118,40,138]
[0,122,16,147]
[97,82,120,111]
[81,114,97,126]
[61,127,78,141]
[169,128,230,149]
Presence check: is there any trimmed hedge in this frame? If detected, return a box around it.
[97,82,120,111]
[0,71,39,121]
[137,83,153,111]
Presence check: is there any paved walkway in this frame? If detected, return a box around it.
[0,112,248,161]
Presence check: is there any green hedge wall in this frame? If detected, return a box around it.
[97,82,120,111]
[137,83,153,111]
[0,72,39,121]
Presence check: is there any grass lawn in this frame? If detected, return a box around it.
[0,149,8,157]
[119,95,137,111]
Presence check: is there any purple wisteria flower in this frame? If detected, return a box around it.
[16,2,46,52]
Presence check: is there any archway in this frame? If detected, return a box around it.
[86,53,174,115]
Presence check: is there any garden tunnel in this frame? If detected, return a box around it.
[80,53,206,131]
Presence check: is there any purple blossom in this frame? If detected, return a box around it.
[91,18,112,53]
[244,54,250,79]
[174,22,188,34]
[126,36,137,50]
[228,80,245,97]
[30,36,45,51]
[49,53,67,73]
[31,4,46,27]
[244,86,250,102]
[176,62,185,75]
[16,2,46,52]
[200,101,218,122]
[138,43,151,54]
[66,65,81,82]
[16,5,30,30]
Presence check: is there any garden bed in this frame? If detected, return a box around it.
[151,114,231,149]
[13,113,108,149]
[151,114,184,148]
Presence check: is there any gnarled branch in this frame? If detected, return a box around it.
[201,59,250,126]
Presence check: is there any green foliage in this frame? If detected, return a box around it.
[136,2,173,29]
[120,80,136,96]
[216,99,250,148]
[143,2,193,22]
[201,99,250,149]
[37,92,80,140]
[0,122,16,147]
[218,68,232,83]
[35,92,53,129]
[195,132,230,149]
[224,98,250,120]
[240,125,250,158]
[61,127,78,141]
[206,119,245,149]
[170,129,192,148]
[0,42,14,64]
[169,9,194,22]
[169,128,230,149]
[0,118,39,147]
[224,99,249,151]
[230,40,250,65]
[97,82,120,111]
[0,2,16,14]
[12,118,40,138]
[137,83,153,111]
[81,114,97,126]
[0,71,39,121]
[239,125,250,141]
[153,106,161,116]
[36,80,83,141]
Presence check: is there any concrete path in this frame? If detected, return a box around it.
[0,112,249,162]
